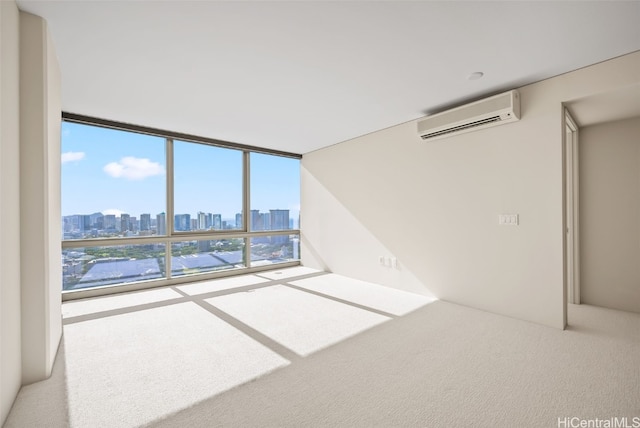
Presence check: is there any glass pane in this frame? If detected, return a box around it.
[62,244,166,291]
[250,153,300,231]
[174,141,243,231]
[171,239,246,277]
[61,122,166,240]
[250,234,300,266]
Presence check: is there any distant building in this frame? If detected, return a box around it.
[174,214,191,231]
[156,213,166,235]
[250,210,261,231]
[235,213,242,229]
[140,214,151,231]
[262,212,271,230]
[90,212,103,229]
[63,214,91,232]
[197,211,206,230]
[63,215,79,232]
[104,214,117,231]
[120,214,131,233]
[270,209,289,230]
[270,210,290,244]
[212,214,222,230]
[82,215,91,231]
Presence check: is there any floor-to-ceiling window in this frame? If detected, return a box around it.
[61,114,300,297]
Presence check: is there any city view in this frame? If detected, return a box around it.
[61,209,300,290]
[62,121,300,291]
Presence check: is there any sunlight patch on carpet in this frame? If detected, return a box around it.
[62,287,183,318]
[63,302,289,427]
[175,274,269,296]
[206,285,390,357]
[289,274,436,316]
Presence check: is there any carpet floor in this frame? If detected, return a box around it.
[4,267,639,427]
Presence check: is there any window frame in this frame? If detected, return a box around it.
[61,113,301,300]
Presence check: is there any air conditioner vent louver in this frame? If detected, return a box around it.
[420,116,501,140]
[418,90,520,141]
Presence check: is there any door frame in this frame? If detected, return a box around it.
[564,109,580,309]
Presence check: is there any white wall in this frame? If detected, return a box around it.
[301,51,640,329]
[0,0,22,424]
[579,117,640,313]
[20,11,63,385]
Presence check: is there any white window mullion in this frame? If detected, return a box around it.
[166,138,174,279]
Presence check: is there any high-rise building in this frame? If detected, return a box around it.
[90,212,103,229]
[82,215,91,231]
[190,218,198,231]
[64,214,87,232]
[212,214,222,230]
[270,209,289,230]
[270,210,290,244]
[235,213,242,229]
[140,214,151,231]
[62,216,75,232]
[104,214,117,231]
[174,214,191,231]
[120,214,131,232]
[197,211,206,230]
[250,210,262,231]
[156,213,166,235]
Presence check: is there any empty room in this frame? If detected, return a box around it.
[1,1,639,427]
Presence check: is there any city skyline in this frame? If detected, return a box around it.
[63,208,298,238]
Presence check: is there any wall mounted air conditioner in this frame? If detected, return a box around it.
[417,90,520,141]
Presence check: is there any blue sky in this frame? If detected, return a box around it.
[61,122,300,220]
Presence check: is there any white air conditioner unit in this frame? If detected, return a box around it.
[417,90,520,141]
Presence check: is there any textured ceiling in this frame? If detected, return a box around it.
[16,1,640,154]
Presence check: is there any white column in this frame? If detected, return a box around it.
[19,11,62,385]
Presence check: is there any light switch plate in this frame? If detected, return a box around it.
[499,214,519,225]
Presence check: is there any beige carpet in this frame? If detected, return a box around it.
[4,268,640,427]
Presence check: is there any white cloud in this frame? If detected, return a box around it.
[103,157,165,180]
[61,151,85,163]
